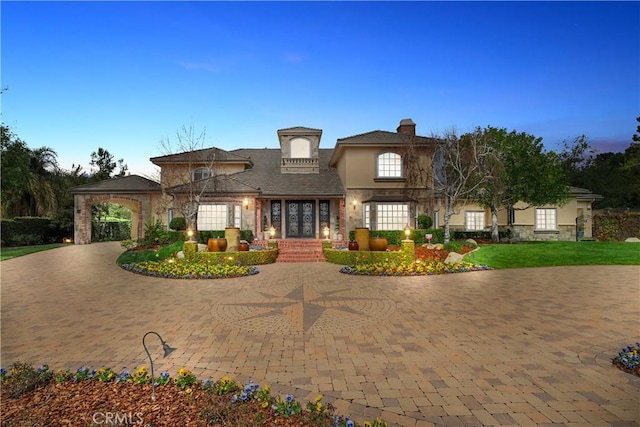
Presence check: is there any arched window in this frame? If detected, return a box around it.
[192,167,212,181]
[376,152,402,178]
[290,137,311,158]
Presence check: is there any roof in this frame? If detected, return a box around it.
[329,130,438,166]
[570,186,604,201]
[232,149,344,197]
[69,175,161,194]
[149,146,252,166]
[277,126,322,134]
[166,148,344,197]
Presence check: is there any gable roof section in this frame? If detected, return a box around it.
[149,146,252,166]
[570,186,603,201]
[329,130,438,166]
[70,175,161,194]
[277,126,323,134]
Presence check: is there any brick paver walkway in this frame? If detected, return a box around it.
[1,242,638,426]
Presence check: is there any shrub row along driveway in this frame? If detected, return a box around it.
[1,242,638,426]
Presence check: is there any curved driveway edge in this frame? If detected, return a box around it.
[1,242,639,426]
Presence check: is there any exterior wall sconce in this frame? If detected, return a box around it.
[142,331,176,401]
[243,197,249,210]
[352,199,358,210]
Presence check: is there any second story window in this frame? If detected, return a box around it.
[376,152,402,178]
[192,167,212,181]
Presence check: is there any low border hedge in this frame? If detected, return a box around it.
[189,249,278,265]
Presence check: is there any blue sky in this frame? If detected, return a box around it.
[2,1,638,178]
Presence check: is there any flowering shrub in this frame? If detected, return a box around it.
[340,260,489,276]
[174,367,197,390]
[205,376,240,395]
[73,367,94,381]
[612,343,640,376]
[95,367,116,382]
[133,366,151,385]
[121,258,259,279]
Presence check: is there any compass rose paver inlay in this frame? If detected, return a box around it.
[211,283,396,335]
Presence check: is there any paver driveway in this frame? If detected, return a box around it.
[1,242,639,426]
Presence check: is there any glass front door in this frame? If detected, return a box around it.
[285,200,315,238]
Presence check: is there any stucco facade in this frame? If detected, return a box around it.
[70,119,601,243]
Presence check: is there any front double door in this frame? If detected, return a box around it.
[271,200,330,238]
[285,200,315,238]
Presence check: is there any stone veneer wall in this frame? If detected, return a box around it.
[511,225,576,241]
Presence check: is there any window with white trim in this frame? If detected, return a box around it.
[197,204,227,230]
[535,208,557,231]
[192,167,212,181]
[465,211,485,231]
[233,204,241,228]
[376,152,402,178]
[363,203,371,229]
[376,203,409,230]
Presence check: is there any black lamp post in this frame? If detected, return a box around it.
[142,331,176,400]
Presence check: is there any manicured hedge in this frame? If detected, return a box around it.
[323,246,413,265]
[348,228,444,245]
[197,230,255,243]
[188,248,278,265]
[0,217,63,247]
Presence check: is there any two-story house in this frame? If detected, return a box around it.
[71,119,601,244]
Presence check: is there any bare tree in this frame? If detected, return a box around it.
[402,134,436,219]
[433,128,495,243]
[155,125,217,232]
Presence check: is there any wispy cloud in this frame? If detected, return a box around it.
[177,61,229,73]
[283,52,306,64]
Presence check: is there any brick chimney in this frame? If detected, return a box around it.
[396,118,416,136]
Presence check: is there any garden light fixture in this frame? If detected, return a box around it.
[323,226,330,240]
[142,331,176,401]
[269,226,276,238]
[187,229,194,241]
[404,225,411,240]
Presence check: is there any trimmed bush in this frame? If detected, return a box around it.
[190,249,278,265]
[417,214,433,229]
[323,248,409,265]
[0,217,62,246]
[348,228,444,245]
[169,216,187,231]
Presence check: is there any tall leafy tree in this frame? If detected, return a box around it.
[1,124,62,217]
[473,126,569,241]
[90,147,128,180]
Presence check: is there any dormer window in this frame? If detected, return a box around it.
[290,137,311,158]
[376,152,402,178]
[192,167,212,181]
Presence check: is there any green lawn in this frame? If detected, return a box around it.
[0,244,66,261]
[465,241,640,269]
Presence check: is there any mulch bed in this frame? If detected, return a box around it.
[1,381,317,426]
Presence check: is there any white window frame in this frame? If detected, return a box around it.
[192,167,212,181]
[535,208,557,231]
[233,204,241,228]
[465,211,485,231]
[197,204,227,230]
[376,152,402,178]
[376,203,409,231]
[363,203,371,229]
